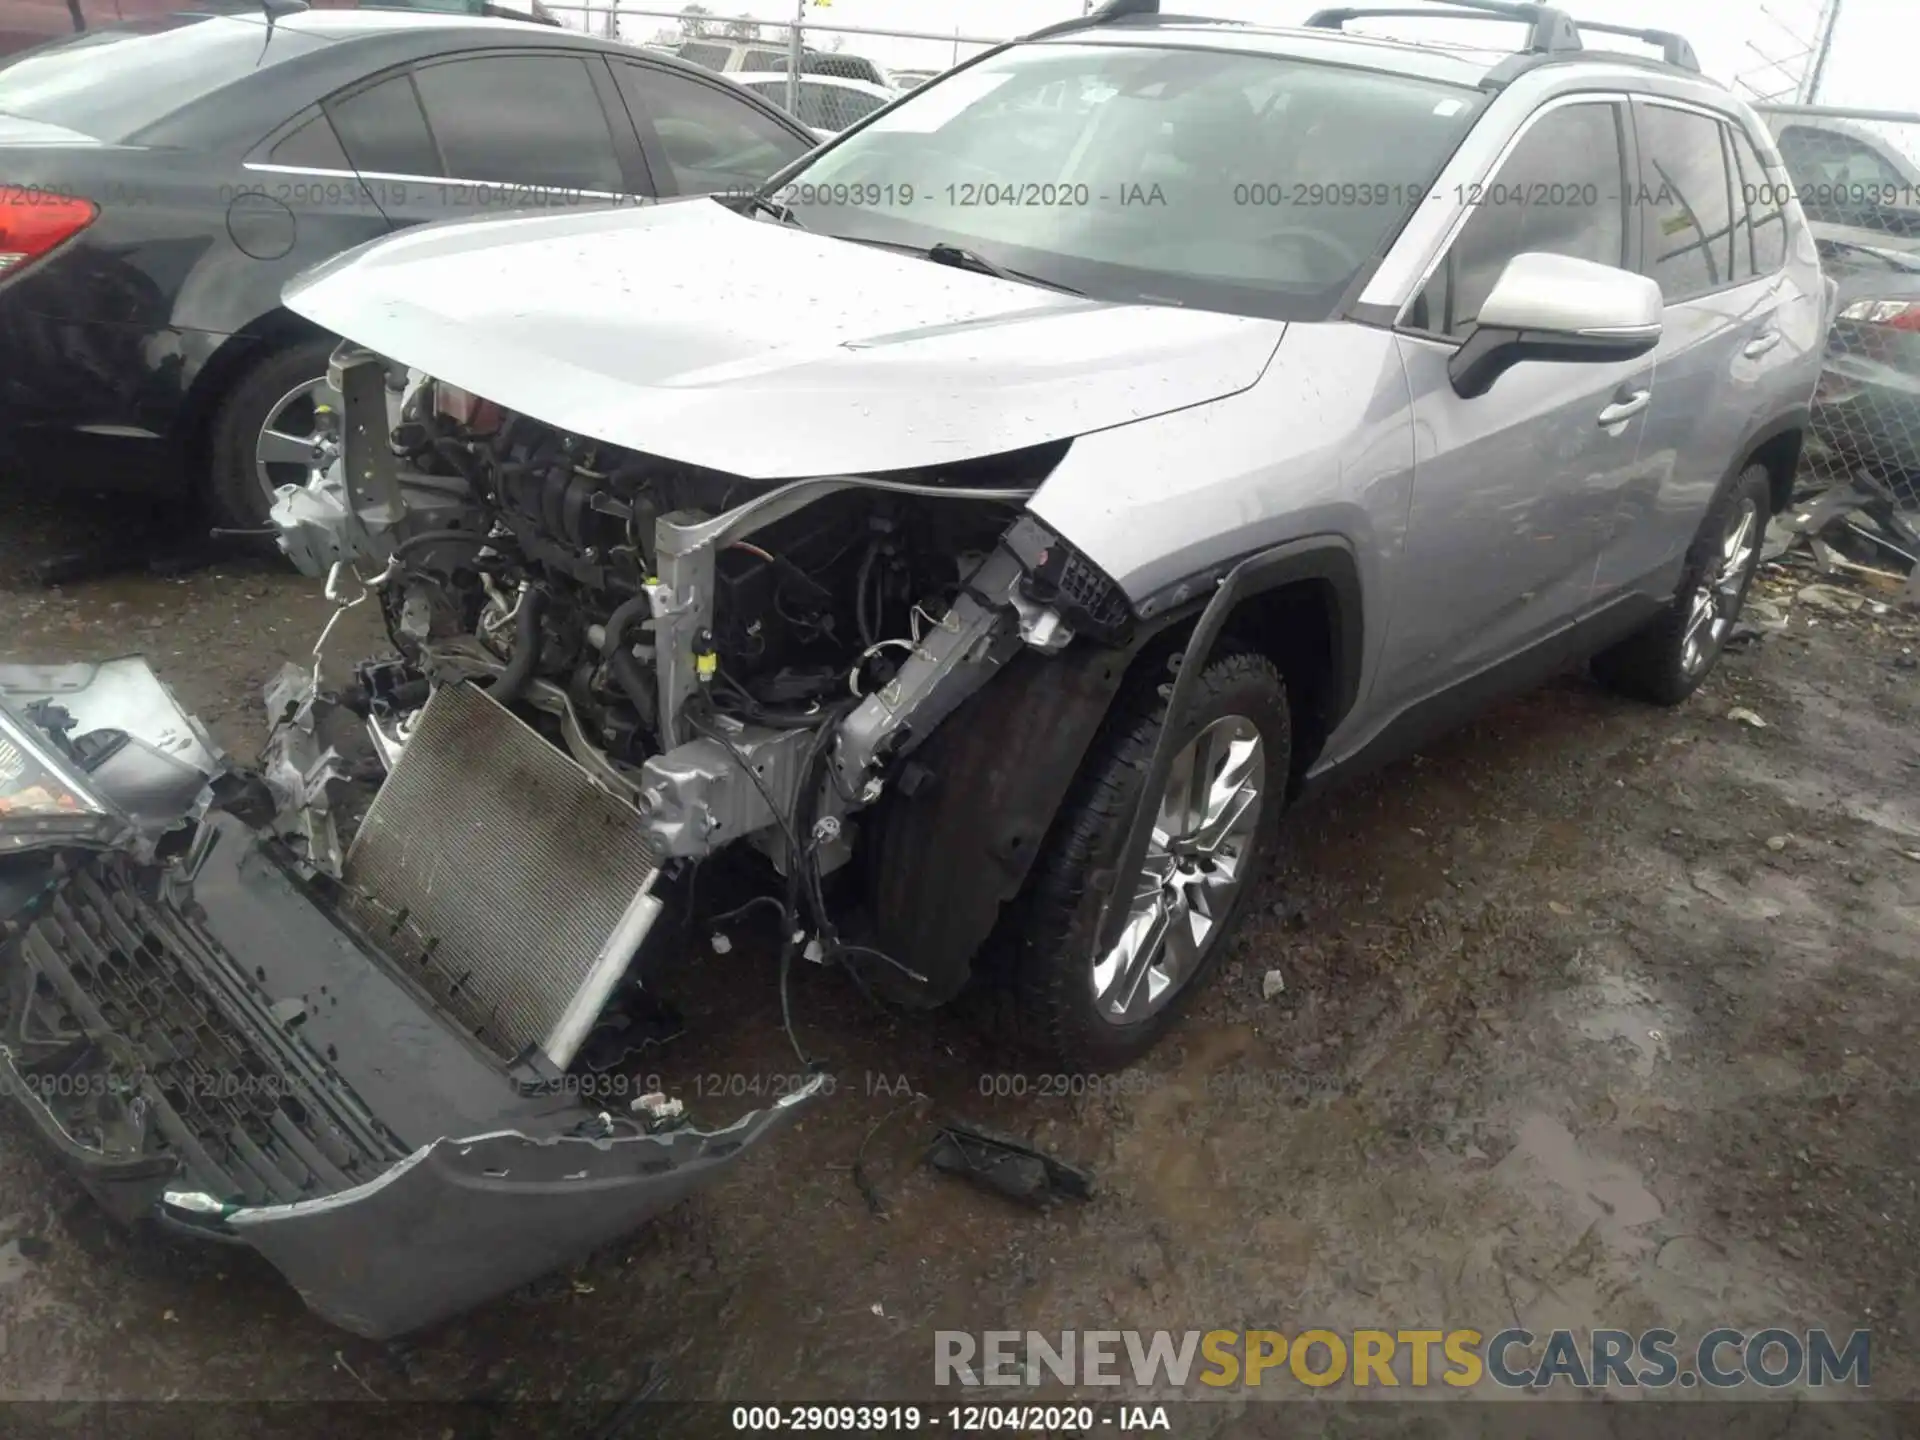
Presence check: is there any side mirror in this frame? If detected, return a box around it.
[1448,252,1663,399]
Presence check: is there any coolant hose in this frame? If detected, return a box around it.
[603,593,656,726]
[489,586,548,707]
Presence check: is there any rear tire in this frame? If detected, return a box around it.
[204,336,338,532]
[991,647,1290,1068]
[1592,463,1772,706]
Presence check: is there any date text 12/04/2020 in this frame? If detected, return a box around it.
[728,1405,1173,1432]
[759,179,1694,210]
[766,181,1168,207]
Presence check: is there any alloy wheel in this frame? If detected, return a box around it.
[1681,496,1761,678]
[254,375,342,504]
[1091,714,1265,1026]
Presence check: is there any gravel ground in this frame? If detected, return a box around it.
[1,474,1917,1435]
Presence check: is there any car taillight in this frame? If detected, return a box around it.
[0,189,98,278]
[1838,297,1920,332]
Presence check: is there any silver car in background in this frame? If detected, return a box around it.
[0,0,1827,1341]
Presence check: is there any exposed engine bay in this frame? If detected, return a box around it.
[269,345,1118,1074]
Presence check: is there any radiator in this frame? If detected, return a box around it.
[339,683,660,1067]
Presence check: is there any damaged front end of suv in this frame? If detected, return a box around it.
[0,293,1156,1344]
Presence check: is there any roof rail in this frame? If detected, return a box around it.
[1572,17,1698,71]
[1305,1,1581,55]
[1307,2,1701,75]
[1026,0,1701,78]
[1024,0,1161,42]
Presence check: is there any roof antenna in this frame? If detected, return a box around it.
[259,0,308,29]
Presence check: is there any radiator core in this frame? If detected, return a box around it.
[339,683,659,1062]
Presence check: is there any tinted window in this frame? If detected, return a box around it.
[618,64,807,194]
[414,55,622,191]
[271,110,351,170]
[0,14,329,141]
[1413,103,1627,336]
[1638,103,1737,303]
[328,73,440,177]
[1729,126,1788,273]
[744,49,788,71]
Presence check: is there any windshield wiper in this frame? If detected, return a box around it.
[927,242,1017,280]
[739,192,806,228]
[825,233,1086,295]
[926,242,1084,295]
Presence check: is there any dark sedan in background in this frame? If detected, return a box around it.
[0,9,816,525]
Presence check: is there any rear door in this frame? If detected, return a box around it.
[611,59,813,197]
[242,104,396,269]
[313,49,653,233]
[1377,97,1653,716]
[1593,101,1796,599]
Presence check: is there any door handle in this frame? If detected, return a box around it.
[1597,390,1651,427]
[1744,330,1783,358]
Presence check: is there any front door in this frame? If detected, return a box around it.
[1374,97,1654,720]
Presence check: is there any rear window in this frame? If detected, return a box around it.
[0,14,328,141]
[745,79,887,134]
[676,42,729,72]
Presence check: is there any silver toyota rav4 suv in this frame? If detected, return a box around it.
[0,0,1828,1338]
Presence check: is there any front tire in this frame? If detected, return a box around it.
[204,336,339,532]
[996,647,1290,1068]
[1592,463,1772,706]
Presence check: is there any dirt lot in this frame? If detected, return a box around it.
[1,476,1916,1434]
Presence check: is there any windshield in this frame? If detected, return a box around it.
[745,79,888,133]
[769,42,1484,320]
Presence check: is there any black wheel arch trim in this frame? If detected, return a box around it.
[863,534,1362,1007]
[1736,403,1811,511]
[1093,535,1363,958]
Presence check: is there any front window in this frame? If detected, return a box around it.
[769,42,1484,320]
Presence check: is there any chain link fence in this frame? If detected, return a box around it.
[538,4,1011,127]
[1757,105,1920,516]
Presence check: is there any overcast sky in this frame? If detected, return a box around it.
[602,0,1912,111]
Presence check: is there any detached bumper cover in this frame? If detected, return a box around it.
[0,669,817,1340]
[225,1095,811,1340]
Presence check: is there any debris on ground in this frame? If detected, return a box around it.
[1763,469,1919,615]
[1727,707,1769,729]
[925,1120,1094,1211]
[1262,968,1286,999]
[849,1093,932,1220]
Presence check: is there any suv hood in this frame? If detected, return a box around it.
[283,199,1287,478]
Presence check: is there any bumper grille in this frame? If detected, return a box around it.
[17,860,405,1206]
[339,683,660,1063]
